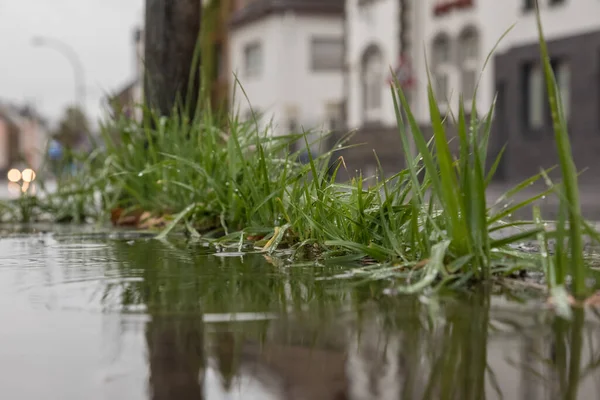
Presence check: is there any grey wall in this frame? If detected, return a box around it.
[493,29,600,184]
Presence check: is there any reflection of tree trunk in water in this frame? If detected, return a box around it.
[214,332,236,390]
[521,334,541,400]
[565,309,584,400]
[146,315,205,399]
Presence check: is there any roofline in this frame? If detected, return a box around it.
[106,79,139,103]
[229,0,344,31]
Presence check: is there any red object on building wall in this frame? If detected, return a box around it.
[434,0,473,16]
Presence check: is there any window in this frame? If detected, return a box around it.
[432,35,451,66]
[243,108,261,123]
[435,74,449,102]
[523,63,544,129]
[461,70,477,100]
[494,81,508,180]
[458,28,478,60]
[361,45,384,122]
[244,42,262,77]
[458,27,479,103]
[522,59,569,132]
[552,59,570,120]
[432,33,452,104]
[311,38,344,71]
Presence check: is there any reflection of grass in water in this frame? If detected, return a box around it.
[364,291,599,400]
[105,238,355,316]
[48,233,599,399]
[388,289,491,400]
[551,308,584,399]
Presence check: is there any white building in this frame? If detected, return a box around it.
[343,0,600,183]
[345,0,402,129]
[228,0,346,139]
[124,0,600,182]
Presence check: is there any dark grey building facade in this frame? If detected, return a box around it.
[493,29,600,184]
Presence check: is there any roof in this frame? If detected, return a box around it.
[106,79,139,103]
[0,102,45,128]
[230,0,344,30]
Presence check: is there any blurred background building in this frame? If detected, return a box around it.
[0,101,49,177]
[112,0,600,185]
[228,0,346,138]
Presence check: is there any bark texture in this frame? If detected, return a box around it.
[144,0,202,118]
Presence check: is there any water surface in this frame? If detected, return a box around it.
[0,225,599,399]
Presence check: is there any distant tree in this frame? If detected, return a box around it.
[52,106,90,150]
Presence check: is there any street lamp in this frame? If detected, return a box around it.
[31,36,86,113]
[7,167,37,196]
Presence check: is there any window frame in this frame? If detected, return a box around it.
[310,37,344,72]
[432,33,452,108]
[458,27,479,104]
[361,46,384,122]
[550,58,571,122]
[243,41,263,78]
[522,62,545,131]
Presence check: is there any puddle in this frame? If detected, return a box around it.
[0,225,598,399]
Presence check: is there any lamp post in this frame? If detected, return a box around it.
[31,36,86,113]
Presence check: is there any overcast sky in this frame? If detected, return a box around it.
[0,0,145,127]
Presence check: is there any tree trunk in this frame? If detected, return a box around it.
[144,0,202,119]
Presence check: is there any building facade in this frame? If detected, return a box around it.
[115,0,600,184]
[341,0,405,177]
[0,102,48,176]
[228,0,346,139]
[340,0,600,183]
[491,0,600,183]
[346,0,400,129]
